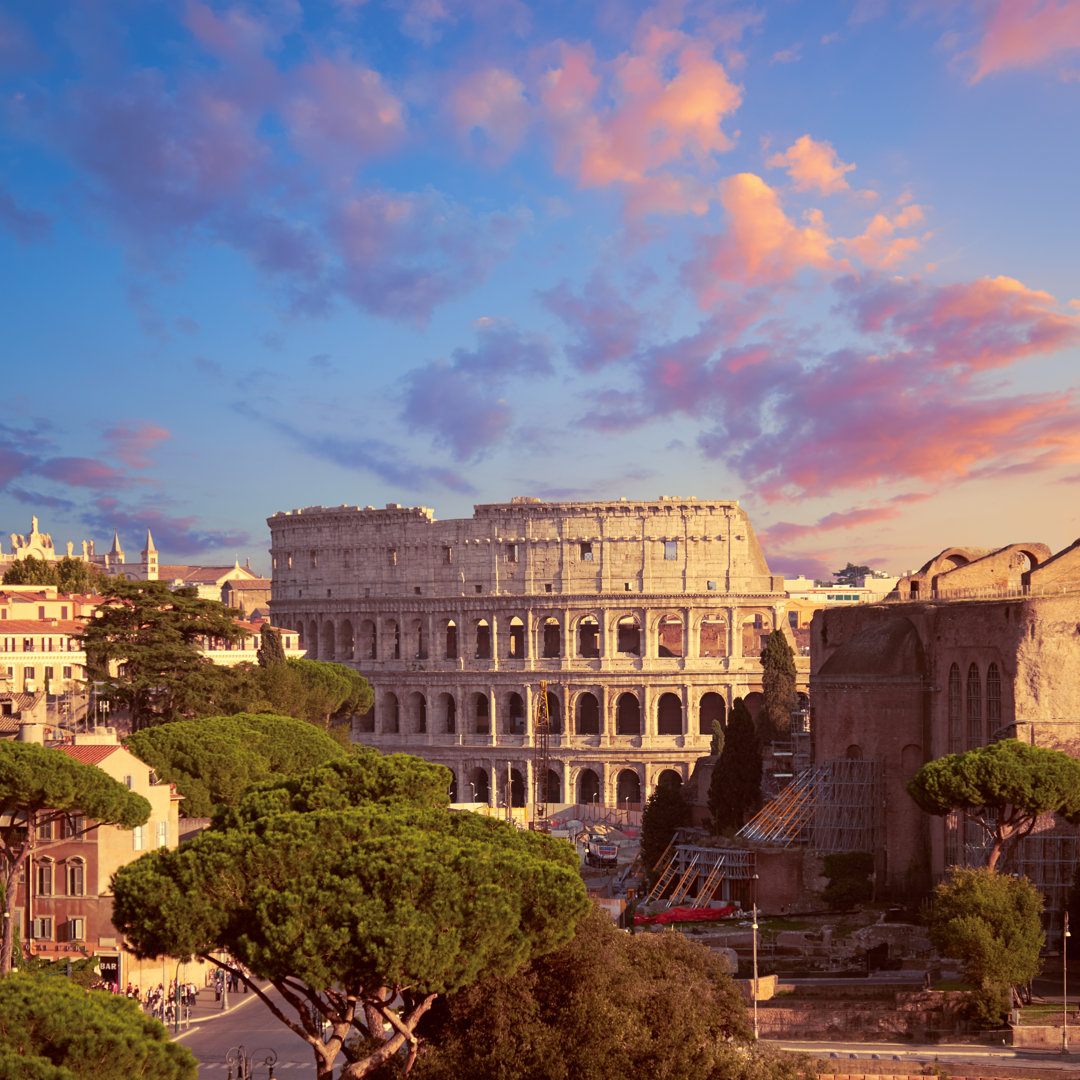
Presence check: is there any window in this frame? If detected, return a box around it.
[507,543,519,563]
[62,666,72,679]
[624,582,631,591]
[475,584,482,593]
[310,550,318,568]
[707,580,717,590]
[414,586,421,595]
[157,821,169,847]
[61,606,68,619]
[67,861,85,896]
[45,666,54,682]
[545,583,552,593]
[36,821,53,842]
[38,606,45,619]
[664,541,678,560]
[36,862,53,896]
[444,545,453,563]
[67,815,85,839]
[947,663,962,754]
[32,917,53,940]
[132,825,145,851]
[580,542,593,561]
[68,917,85,941]
[123,775,134,789]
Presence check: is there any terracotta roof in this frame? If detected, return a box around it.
[157,565,255,584]
[0,619,86,633]
[223,578,270,589]
[0,717,22,735]
[55,744,121,765]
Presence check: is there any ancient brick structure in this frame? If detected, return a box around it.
[267,496,808,807]
[811,538,1080,899]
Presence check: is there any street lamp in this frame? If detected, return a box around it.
[1064,912,1071,1055]
[751,901,759,1040]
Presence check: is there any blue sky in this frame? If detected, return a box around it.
[2,0,1078,580]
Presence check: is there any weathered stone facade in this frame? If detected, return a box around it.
[811,538,1080,897]
[267,496,808,806]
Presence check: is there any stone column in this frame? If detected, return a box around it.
[638,606,649,659]
[728,607,740,659]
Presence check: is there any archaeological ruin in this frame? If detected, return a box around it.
[267,496,809,808]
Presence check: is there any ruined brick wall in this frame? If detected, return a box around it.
[267,496,807,820]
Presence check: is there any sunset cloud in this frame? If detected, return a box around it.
[841,204,928,268]
[539,275,647,370]
[970,0,1080,82]
[767,135,855,194]
[448,66,529,159]
[103,423,170,470]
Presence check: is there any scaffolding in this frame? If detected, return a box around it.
[648,836,756,906]
[736,758,883,853]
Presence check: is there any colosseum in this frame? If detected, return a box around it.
[267,496,808,810]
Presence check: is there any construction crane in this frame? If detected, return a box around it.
[531,680,550,830]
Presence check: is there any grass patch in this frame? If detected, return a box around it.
[1015,1003,1071,1026]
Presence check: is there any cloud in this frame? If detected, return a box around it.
[447,66,529,160]
[840,203,929,268]
[539,33,742,216]
[760,504,907,547]
[398,320,553,458]
[969,0,1080,82]
[83,498,253,557]
[770,44,803,64]
[539,275,647,370]
[103,422,170,469]
[0,185,51,244]
[683,173,837,305]
[766,135,855,195]
[35,457,144,491]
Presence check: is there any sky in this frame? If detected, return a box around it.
[1,0,1079,582]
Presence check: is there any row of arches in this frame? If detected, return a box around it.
[446,765,686,806]
[947,661,1003,752]
[297,609,780,664]
[376,688,733,736]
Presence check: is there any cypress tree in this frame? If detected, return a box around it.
[708,697,762,833]
[759,629,796,743]
[257,625,287,668]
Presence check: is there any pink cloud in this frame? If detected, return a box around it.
[970,0,1080,82]
[447,66,529,160]
[770,44,803,64]
[539,275,647,370]
[103,423,170,469]
[766,135,855,195]
[841,204,928,268]
[37,458,138,491]
[760,504,906,547]
[683,173,837,304]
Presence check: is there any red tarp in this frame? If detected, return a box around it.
[633,904,737,926]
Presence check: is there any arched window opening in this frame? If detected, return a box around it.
[546,691,563,734]
[445,620,458,660]
[576,692,600,735]
[448,774,458,803]
[383,693,399,735]
[359,620,377,662]
[846,744,862,760]
[657,692,682,735]
[545,768,562,803]
[470,768,489,805]
[656,769,682,792]
[408,692,427,734]
[475,619,492,660]
[948,663,962,753]
[412,619,426,660]
[616,615,641,656]
[616,693,640,735]
[986,662,1002,741]
[577,616,600,658]
[616,769,641,807]
[339,620,354,661]
[699,692,725,736]
[384,620,400,661]
[508,617,525,659]
[474,693,490,735]
[966,663,982,749]
[578,768,601,804]
[438,693,456,734]
[657,614,683,658]
[306,620,318,659]
[509,768,526,808]
[699,616,727,658]
[506,692,525,735]
[542,617,561,658]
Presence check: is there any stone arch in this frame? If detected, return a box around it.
[444,619,458,660]
[545,768,562,803]
[657,613,683,658]
[616,768,641,806]
[320,620,336,661]
[577,768,601,804]
[966,662,981,749]
[510,768,526,808]
[657,692,682,735]
[576,615,601,658]
[447,771,458,802]
[576,691,600,735]
[845,744,862,759]
[740,611,772,656]
[474,619,492,660]
[948,662,962,753]
[743,691,764,728]
[901,743,922,775]
[505,692,525,735]
[541,616,561,658]
[616,614,641,655]
[507,616,526,659]
[306,619,318,658]
[656,768,682,791]
[616,692,641,735]
[436,692,456,734]
[339,619,354,661]
[699,615,727,657]
[382,692,400,735]
[469,767,489,804]
[406,691,427,734]
[410,618,426,660]
[359,619,377,661]
[699,692,725,736]
[986,662,1002,740]
[546,690,562,734]
[383,618,400,661]
[473,692,490,735]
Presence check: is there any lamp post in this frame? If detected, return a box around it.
[751,901,759,1040]
[1064,913,1071,1055]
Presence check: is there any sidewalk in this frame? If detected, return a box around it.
[149,979,266,1034]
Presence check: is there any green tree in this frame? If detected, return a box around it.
[124,714,349,817]
[640,774,689,878]
[832,562,871,586]
[257,624,287,667]
[412,903,752,1080]
[79,580,244,730]
[111,751,588,1080]
[907,739,1080,871]
[759,630,796,743]
[283,658,374,729]
[1,555,108,593]
[0,972,196,1079]
[709,697,762,832]
[821,851,874,910]
[0,740,150,973]
[710,718,724,757]
[929,866,1044,1024]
